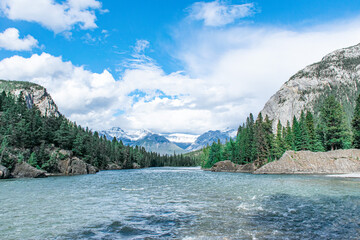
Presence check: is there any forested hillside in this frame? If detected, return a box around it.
[0,88,198,175]
[201,95,359,169]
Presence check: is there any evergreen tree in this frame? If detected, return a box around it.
[321,95,351,150]
[352,93,360,148]
[305,111,324,152]
[273,120,285,159]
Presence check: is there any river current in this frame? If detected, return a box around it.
[1,167,360,239]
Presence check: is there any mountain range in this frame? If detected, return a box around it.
[99,128,236,155]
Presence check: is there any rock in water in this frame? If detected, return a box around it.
[0,165,10,179]
[254,149,360,174]
[11,162,47,178]
[211,160,256,173]
[261,43,360,129]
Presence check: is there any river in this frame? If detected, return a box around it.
[1,167,360,239]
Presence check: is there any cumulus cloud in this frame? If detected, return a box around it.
[0,28,38,51]
[189,0,255,26]
[1,17,360,134]
[0,0,103,33]
[170,17,360,131]
[0,53,125,129]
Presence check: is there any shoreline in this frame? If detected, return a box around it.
[327,172,360,178]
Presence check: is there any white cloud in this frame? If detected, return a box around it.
[0,0,103,33]
[189,0,254,26]
[0,53,125,129]
[133,40,150,54]
[0,28,38,51]
[1,17,360,134]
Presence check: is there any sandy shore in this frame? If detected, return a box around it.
[327,172,360,178]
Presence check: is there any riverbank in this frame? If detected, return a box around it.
[254,149,360,175]
[208,149,360,175]
[328,172,360,178]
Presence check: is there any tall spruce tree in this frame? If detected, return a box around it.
[273,120,285,159]
[321,95,351,151]
[352,94,360,148]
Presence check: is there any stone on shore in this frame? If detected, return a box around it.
[12,162,47,178]
[58,157,99,175]
[0,165,10,179]
[211,160,255,173]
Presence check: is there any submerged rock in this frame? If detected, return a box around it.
[11,162,47,178]
[255,149,360,174]
[0,165,10,179]
[211,160,255,173]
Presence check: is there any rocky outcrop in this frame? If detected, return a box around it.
[0,165,10,179]
[0,80,60,117]
[261,43,360,129]
[211,160,256,173]
[58,157,98,175]
[11,162,47,178]
[254,149,360,174]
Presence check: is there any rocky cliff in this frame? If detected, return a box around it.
[261,43,360,127]
[254,149,360,174]
[0,80,60,117]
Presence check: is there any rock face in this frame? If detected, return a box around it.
[261,43,360,128]
[211,160,256,173]
[0,165,10,179]
[0,80,60,117]
[254,149,360,174]
[58,157,98,175]
[12,162,47,178]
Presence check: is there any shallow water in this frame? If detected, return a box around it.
[1,167,360,239]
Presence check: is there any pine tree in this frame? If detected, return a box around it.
[299,111,310,150]
[352,93,360,148]
[321,95,351,151]
[305,111,324,152]
[273,120,285,159]
[254,113,268,165]
[292,116,303,151]
[284,121,294,150]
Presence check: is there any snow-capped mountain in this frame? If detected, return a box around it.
[99,127,236,154]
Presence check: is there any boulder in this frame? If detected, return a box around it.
[132,162,141,169]
[107,163,122,170]
[0,165,10,179]
[211,160,255,173]
[58,157,98,175]
[254,149,360,174]
[11,162,47,178]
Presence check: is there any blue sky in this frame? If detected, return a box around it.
[0,0,360,134]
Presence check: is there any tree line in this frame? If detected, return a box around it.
[0,91,198,172]
[202,95,359,168]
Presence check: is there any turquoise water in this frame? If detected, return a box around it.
[1,167,360,239]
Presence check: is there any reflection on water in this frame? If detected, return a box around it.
[1,167,360,239]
